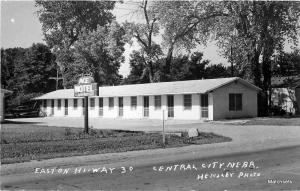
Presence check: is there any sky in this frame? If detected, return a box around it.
[2,1,295,77]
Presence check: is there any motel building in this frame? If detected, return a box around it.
[34,77,261,121]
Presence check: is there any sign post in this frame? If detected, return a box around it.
[74,75,98,134]
[162,109,165,147]
[84,96,89,133]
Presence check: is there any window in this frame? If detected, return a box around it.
[74,99,78,109]
[90,98,95,109]
[183,94,192,110]
[229,93,242,111]
[109,97,114,109]
[154,95,161,110]
[131,96,137,109]
[57,99,61,110]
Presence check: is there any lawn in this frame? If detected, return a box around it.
[243,117,300,126]
[1,123,231,164]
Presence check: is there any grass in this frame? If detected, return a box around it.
[1,124,231,164]
[242,117,300,126]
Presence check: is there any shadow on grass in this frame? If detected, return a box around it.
[1,120,42,125]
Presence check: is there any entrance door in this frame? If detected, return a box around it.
[143,96,149,117]
[99,98,103,116]
[167,95,174,118]
[64,99,68,116]
[51,100,54,115]
[119,97,123,117]
[201,94,208,118]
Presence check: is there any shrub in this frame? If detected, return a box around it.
[64,127,72,137]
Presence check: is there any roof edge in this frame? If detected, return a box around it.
[205,77,261,92]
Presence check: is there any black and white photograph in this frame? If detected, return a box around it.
[1,0,300,190]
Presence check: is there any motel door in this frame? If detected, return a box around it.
[118,97,123,117]
[143,96,149,117]
[201,94,208,119]
[167,95,174,118]
[51,100,54,115]
[64,99,68,116]
[99,98,103,116]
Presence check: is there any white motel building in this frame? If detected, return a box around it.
[35,77,261,121]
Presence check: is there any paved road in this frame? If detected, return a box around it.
[2,146,300,190]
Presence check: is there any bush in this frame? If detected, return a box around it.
[64,127,72,137]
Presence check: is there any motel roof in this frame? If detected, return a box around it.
[34,77,261,100]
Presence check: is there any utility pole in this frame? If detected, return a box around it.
[230,45,234,77]
[49,70,64,90]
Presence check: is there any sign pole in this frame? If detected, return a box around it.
[84,96,89,134]
[74,75,97,134]
[162,109,165,147]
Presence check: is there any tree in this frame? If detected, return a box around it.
[1,47,26,89]
[205,64,231,79]
[123,51,229,84]
[152,1,228,80]
[151,1,299,115]
[213,1,300,115]
[35,1,116,87]
[122,51,151,84]
[1,44,57,107]
[123,0,162,82]
[273,48,300,77]
[72,22,126,86]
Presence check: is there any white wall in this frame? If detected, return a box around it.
[173,94,201,120]
[212,81,258,120]
[103,97,118,118]
[67,98,82,117]
[39,83,258,120]
[208,93,214,121]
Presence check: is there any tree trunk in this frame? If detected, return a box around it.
[149,61,154,83]
[165,45,174,81]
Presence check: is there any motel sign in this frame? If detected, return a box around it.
[74,75,98,134]
[74,76,98,97]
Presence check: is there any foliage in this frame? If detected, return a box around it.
[273,49,300,77]
[123,51,231,84]
[149,1,300,115]
[123,0,162,82]
[35,1,115,48]
[152,1,228,77]
[72,22,126,85]
[1,44,57,107]
[35,1,120,87]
